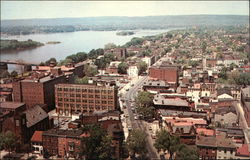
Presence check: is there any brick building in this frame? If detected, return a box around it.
[55,84,118,116]
[149,61,179,88]
[13,72,74,111]
[42,129,87,158]
[105,48,127,60]
[0,102,50,143]
[241,86,250,127]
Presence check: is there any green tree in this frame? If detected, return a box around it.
[0,70,10,78]
[188,60,199,68]
[118,62,128,74]
[175,144,199,160]
[75,76,89,84]
[137,61,147,75]
[45,57,57,66]
[80,124,114,160]
[84,64,98,77]
[218,67,228,80]
[96,135,113,160]
[234,73,250,86]
[135,91,155,120]
[154,129,180,160]
[126,129,147,159]
[10,70,18,77]
[104,43,117,49]
[1,131,19,156]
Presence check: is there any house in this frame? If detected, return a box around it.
[213,106,238,127]
[0,102,51,144]
[127,65,138,78]
[42,129,87,158]
[153,94,191,111]
[241,86,250,127]
[235,144,250,159]
[31,131,44,155]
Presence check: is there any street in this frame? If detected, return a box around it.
[122,76,160,160]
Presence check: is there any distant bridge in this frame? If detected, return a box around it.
[0,60,39,66]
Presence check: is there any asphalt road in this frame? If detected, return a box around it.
[124,76,160,160]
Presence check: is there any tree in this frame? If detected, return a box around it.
[137,61,147,75]
[175,144,198,160]
[118,62,128,74]
[75,76,89,84]
[234,73,250,86]
[126,129,147,159]
[84,64,98,77]
[218,67,228,80]
[45,57,57,66]
[80,124,114,160]
[135,91,155,120]
[96,135,113,160]
[1,131,19,156]
[188,60,199,68]
[0,70,10,78]
[154,129,180,160]
[104,43,117,49]
[10,70,18,77]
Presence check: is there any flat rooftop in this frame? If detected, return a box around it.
[0,102,25,109]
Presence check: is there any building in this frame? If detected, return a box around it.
[154,94,191,111]
[196,133,237,160]
[13,72,74,110]
[0,102,51,143]
[196,136,217,160]
[143,80,171,93]
[127,65,138,78]
[213,106,238,127]
[149,61,179,88]
[42,129,87,158]
[55,84,118,116]
[104,48,127,60]
[31,131,44,155]
[241,86,250,126]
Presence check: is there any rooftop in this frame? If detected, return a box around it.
[154,95,189,107]
[24,105,48,128]
[196,128,214,136]
[31,131,43,142]
[0,102,25,109]
[43,128,84,138]
[236,144,250,156]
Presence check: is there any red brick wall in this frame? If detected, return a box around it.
[149,67,178,84]
[198,147,217,160]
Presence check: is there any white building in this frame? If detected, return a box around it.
[127,65,138,78]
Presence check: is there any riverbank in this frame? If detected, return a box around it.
[0,39,44,52]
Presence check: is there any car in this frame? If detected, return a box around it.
[126,88,129,91]
[131,84,134,87]
[149,126,152,130]
[134,116,138,120]
[128,126,132,131]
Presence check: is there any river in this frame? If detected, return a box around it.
[1,29,175,73]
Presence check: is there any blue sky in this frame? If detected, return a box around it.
[1,1,249,20]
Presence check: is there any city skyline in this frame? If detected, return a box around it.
[1,1,249,20]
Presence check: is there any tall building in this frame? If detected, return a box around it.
[13,72,74,111]
[149,61,179,88]
[55,84,118,116]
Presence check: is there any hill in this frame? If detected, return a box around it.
[1,15,249,35]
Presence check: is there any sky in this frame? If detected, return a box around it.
[1,1,249,20]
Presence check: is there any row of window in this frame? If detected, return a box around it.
[57,101,114,107]
[57,99,114,104]
[57,87,113,94]
[57,94,113,99]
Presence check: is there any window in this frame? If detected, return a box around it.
[89,95,94,98]
[16,120,20,126]
[63,88,68,92]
